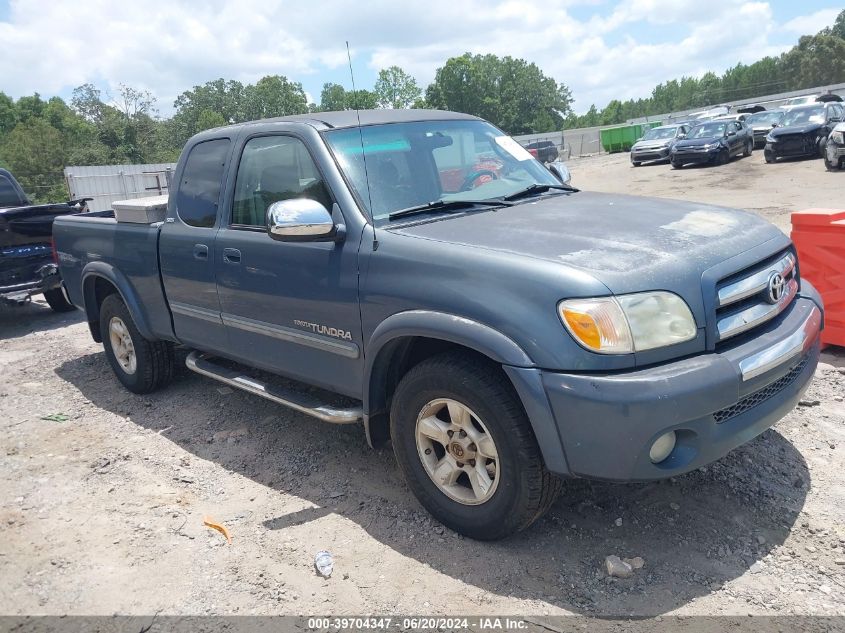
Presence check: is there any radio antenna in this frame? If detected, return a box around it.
[346,41,377,250]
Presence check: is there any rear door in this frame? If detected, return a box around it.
[159,137,233,351]
[214,132,364,396]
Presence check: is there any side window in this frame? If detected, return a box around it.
[232,136,332,227]
[175,138,231,228]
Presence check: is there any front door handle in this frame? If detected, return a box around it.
[193,243,209,260]
[223,248,241,264]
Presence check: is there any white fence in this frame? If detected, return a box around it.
[64,163,177,212]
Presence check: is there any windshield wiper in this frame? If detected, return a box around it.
[502,183,578,202]
[388,198,512,221]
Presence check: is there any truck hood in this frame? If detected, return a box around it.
[673,136,723,149]
[389,191,784,296]
[770,123,823,138]
[632,139,670,150]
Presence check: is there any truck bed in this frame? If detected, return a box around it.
[52,212,175,341]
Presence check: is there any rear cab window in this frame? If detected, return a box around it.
[175,138,231,228]
[0,174,25,207]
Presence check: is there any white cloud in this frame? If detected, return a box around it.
[0,0,821,117]
[781,7,840,35]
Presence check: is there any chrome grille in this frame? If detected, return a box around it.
[715,251,797,343]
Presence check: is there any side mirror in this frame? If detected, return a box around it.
[677,133,686,139]
[727,130,736,136]
[267,199,344,243]
[771,123,778,128]
[547,161,571,185]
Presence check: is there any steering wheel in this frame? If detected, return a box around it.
[459,169,498,191]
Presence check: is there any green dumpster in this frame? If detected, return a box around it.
[600,122,662,153]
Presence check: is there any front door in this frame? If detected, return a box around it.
[214,133,364,396]
[160,137,232,351]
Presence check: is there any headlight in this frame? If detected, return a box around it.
[559,292,697,354]
[832,131,844,144]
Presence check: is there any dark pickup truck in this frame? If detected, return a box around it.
[1,168,78,311]
[54,109,823,540]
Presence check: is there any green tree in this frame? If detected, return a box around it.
[241,75,309,120]
[171,78,246,143]
[374,66,421,109]
[426,53,572,134]
[0,92,17,136]
[319,82,348,111]
[15,93,45,122]
[196,109,228,131]
[348,89,378,110]
[0,118,67,202]
[71,83,104,122]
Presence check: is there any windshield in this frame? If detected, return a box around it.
[687,122,726,139]
[780,107,825,127]
[324,120,561,223]
[642,127,677,140]
[746,111,784,126]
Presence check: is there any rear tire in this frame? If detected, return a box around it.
[99,294,174,394]
[390,351,561,540]
[43,287,76,313]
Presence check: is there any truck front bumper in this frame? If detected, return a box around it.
[534,295,822,481]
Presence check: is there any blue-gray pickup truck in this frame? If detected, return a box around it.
[53,109,824,540]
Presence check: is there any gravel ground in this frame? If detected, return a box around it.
[2,151,844,618]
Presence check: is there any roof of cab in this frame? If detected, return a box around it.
[194,108,482,140]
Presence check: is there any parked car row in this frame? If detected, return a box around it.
[631,99,844,170]
[630,119,755,168]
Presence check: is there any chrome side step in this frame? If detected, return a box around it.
[185,351,362,424]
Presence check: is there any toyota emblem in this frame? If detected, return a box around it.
[767,272,785,304]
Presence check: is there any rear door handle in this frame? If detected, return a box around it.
[193,244,209,260]
[223,248,241,264]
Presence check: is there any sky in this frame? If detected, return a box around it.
[0,0,841,116]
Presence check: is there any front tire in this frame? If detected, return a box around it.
[743,140,752,157]
[631,161,641,167]
[99,294,174,394]
[390,352,561,540]
[43,287,76,313]
[671,160,682,169]
[764,150,775,164]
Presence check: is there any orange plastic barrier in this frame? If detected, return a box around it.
[791,208,845,348]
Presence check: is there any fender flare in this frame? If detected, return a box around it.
[364,311,534,412]
[363,310,571,475]
[81,261,155,341]
[363,310,532,426]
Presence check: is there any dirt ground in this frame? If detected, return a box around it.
[2,151,845,619]
[571,149,844,234]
